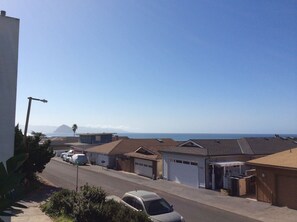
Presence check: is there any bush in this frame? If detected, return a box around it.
[42,184,151,222]
[41,189,75,217]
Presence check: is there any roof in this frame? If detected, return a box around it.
[66,142,97,151]
[160,146,207,156]
[244,137,297,155]
[161,139,242,156]
[85,138,178,155]
[124,152,159,161]
[247,147,297,170]
[48,137,79,146]
[85,140,122,154]
[192,139,243,155]
[126,190,160,201]
[160,137,297,157]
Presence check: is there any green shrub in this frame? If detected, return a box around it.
[103,200,150,222]
[42,184,151,222]
[41,189,75,217]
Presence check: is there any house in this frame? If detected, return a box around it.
[85,138,178,179]
[66,133,115,153]
[161,139,248,189]
[161,137,297,190]
[79,133,114,144]
[247,147,297,210]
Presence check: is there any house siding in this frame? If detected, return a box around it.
[254,166,297,209]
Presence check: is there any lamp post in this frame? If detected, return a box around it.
[23,97,48,151]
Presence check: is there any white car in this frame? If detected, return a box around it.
[70,154,88,165]
[63,153,73,162]
[60,150,74,159]
[111,190,185,222]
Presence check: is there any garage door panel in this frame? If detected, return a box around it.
[169,160,199,188]
[277,175,297,209]
[134,159,153,178]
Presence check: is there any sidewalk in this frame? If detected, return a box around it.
[0,182,58,222]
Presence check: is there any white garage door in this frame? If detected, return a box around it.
[134,159,153,178]
[96,154,109,167]
[169,159,199,188]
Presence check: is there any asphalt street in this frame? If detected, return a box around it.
[41,159,259,222]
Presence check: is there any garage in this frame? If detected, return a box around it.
[276,175,297,209]
[247,148,297,210]
[134,158,153,178]
[168,159,199,188]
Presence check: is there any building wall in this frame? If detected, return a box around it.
[0,13,19,164]
[117,155,134,172]
[79,134,113,144]
[254,166,297,210]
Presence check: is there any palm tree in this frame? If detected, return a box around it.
[72,124,78,137]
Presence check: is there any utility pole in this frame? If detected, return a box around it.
[23,97,48,151]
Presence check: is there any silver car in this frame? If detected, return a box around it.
[122,190,185,222]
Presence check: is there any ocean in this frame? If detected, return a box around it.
[118,133,297,141]
[46,132,297,141]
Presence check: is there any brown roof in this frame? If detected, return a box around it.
[247,147,297,170]
[124,152,159,161]
[161,139,242,156]
[245,137,297,155]
[85,138,178,155]
[160,146,208,156]
[191,139,243,155]
[85,140,122,154]
[160,137,297,157]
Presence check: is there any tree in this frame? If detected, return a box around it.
[72,124,78,137]
[14,125,54,180]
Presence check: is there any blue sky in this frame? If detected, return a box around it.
[2,0,297,133]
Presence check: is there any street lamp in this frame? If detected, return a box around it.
[23,97,48,151]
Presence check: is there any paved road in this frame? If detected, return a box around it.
[41,159,259,222]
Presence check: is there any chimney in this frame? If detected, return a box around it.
[1,10,6,16]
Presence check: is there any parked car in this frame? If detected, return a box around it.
[60,150,74,159]
[70,154,88,165]
[108,190,185,222]
[63,153,73,162]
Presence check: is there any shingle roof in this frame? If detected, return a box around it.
[85,138,178,155]
[159,146,208,156]
[245,137,297,155]
[247,147,297,170]
[85,140,122,154]
[160,137,297,157]
[124,152,159,161]
[191,139,242,156]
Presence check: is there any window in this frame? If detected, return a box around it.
[183,161,190,164]
[144,198,173,216]
[122,196,134,206]
[133,199,144,211]
[176,160,182,163]
[123,197,144,211]
[191,162,198,166]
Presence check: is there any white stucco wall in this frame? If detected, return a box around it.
[0,13,19,164]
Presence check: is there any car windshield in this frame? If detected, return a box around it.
[144,198,173,216]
